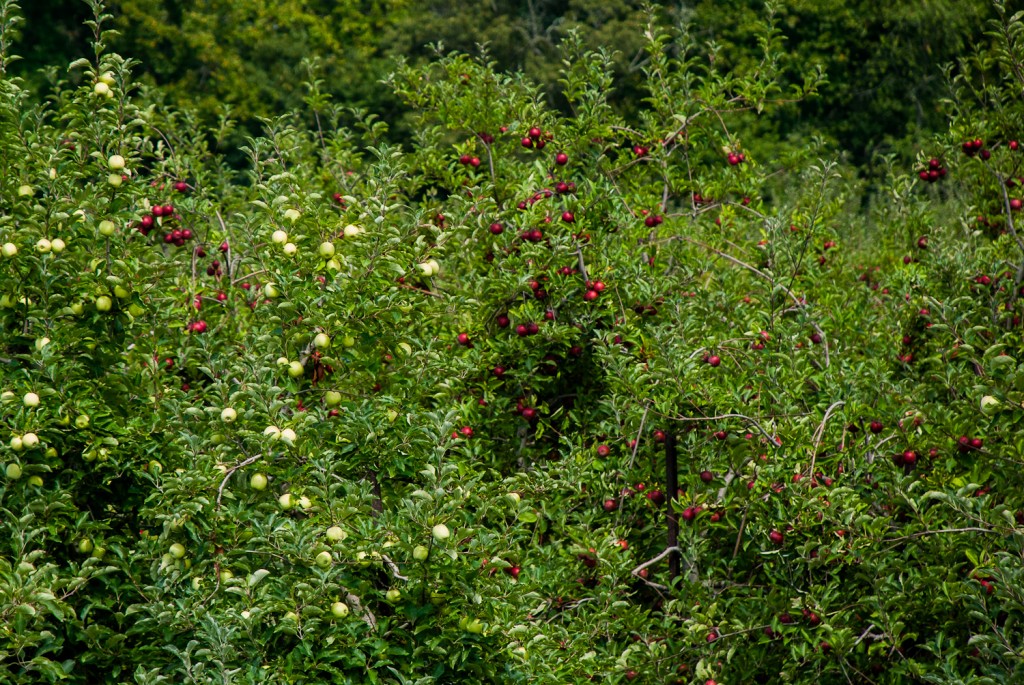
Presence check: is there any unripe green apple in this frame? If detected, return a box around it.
[465,619,484,634]
[17,184,34,197]
[93,81,111,97]
[298,495,312,510]
[35,337,50,351]
[272,230,288,244]
[5,463,22,479]
[35,238,51,253]
[264,283,280,298]
[315,551,332,568]
[283,242,297,256]
[75,414,90,429]
[278,493,294,510]
[95,295,113,312]
[69,301,84,316]
[191,577,202,590]
[325,390,342,406]
[282,611,298,622]
[263,425,282,440]
[418,261,434,276]
[108,154,126,170]
[250,473,268,490]
[21,433,39,449]
[50,238,65,253]
[287,361,304,378]
[28,475,43,486]
[113,285,130,299]
[169,543,186,559]
[313,333,330,349]
[343,223,363,238]
[98,220,116,236]
[23,392,40,408]
[427,259,440,275]
[280,428,297,444]
[284,209,301,223]
[1,243,17,258]
[386,589,402,601]
[319,241,335,257]
[220,407,237,423]
[326,258,341,271]
[326,526,347,542]
[107,173,123,187]
[78,538,94,554]
[342,335,356,348]
[980,395,1001,416]
[220,569,234,582]
[330,601,349,618]
[99,72,115,86]
[432,523,451,542]
[413,545,429,561]
[507,492,521,505]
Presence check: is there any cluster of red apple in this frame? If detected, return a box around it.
[917,158,947,182]
[727,151,746,166]
[519,126,552,149]
[961,138,989,157]
[137,203,192,246]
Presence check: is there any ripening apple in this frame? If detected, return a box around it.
[325,391,342,406]
[314,333,330,349]
[108,154,126,171]
[169,543,186,559]
[99,220,116,236]
[21,433,39,449]
[5,463,22,480]
[34,338,50,352]
[220,407,237,423]
[23,392,40,408]
[326,526,347,542]
[319,241,335,257]
[315,550,333,569]
[278,493,294,510]
[331,601,350,618]
[432,523,451,541]
[1,243,17,258]
[249,473,268,490]
[413,545,429,561]
[287,361,304,378]
[95,295,113,312]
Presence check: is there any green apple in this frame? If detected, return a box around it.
[283,242,297,256]
[272,229,288,244]
[219,569,234,582]
[413,545,429,561]
[23,392,40,408]
[284,209,301,223]
[417,261,434,276]
[17,184,34,197]
[326,526,347,542]
[95,295,113,312]
[91,546,106,560]
[169,543,186,559]
[21,433,39,449]
[427,259,440,275]
[264,283,280,299]
[148,460,162,474]
[98,220,116,236]
[220,407,237,423]
[282,611,298,622]
[326,258,341,271]
[35,337,50,351]
[465,618,484,634]
[191,577,202,590]
[980,395,1001,416]
[1,243,17,258]
[249,473,268,490]
[386,589,402,601]
[113,285,130,299]
[69,301,84,316]
[287,361,304,378]
[507,492,521,505]
[107,173,123,187]
[35,238,51,253]
[342,335,356,348]
[108,154,126,170]
[263,425,282,440]
[75,414,90,428]
[5,463,22,480]
[432,523,451,542]
[313,333,330,349]
[78,538,94,554]
[93,81,111,97]
[343,223,363,238]
[298,495,312,510]
[278,493,294,510]
[330,601,349,618]
[50,238,65,253]
[99,72,115,86]
[325,390,342,406]
[28,475,43,486]
[315,550,332,568]
[280,428,297,444]
[319,241,335,257]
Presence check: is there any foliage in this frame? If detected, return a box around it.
[2,1,1024,683]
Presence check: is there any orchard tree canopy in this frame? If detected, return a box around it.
[2,0,1024,683]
